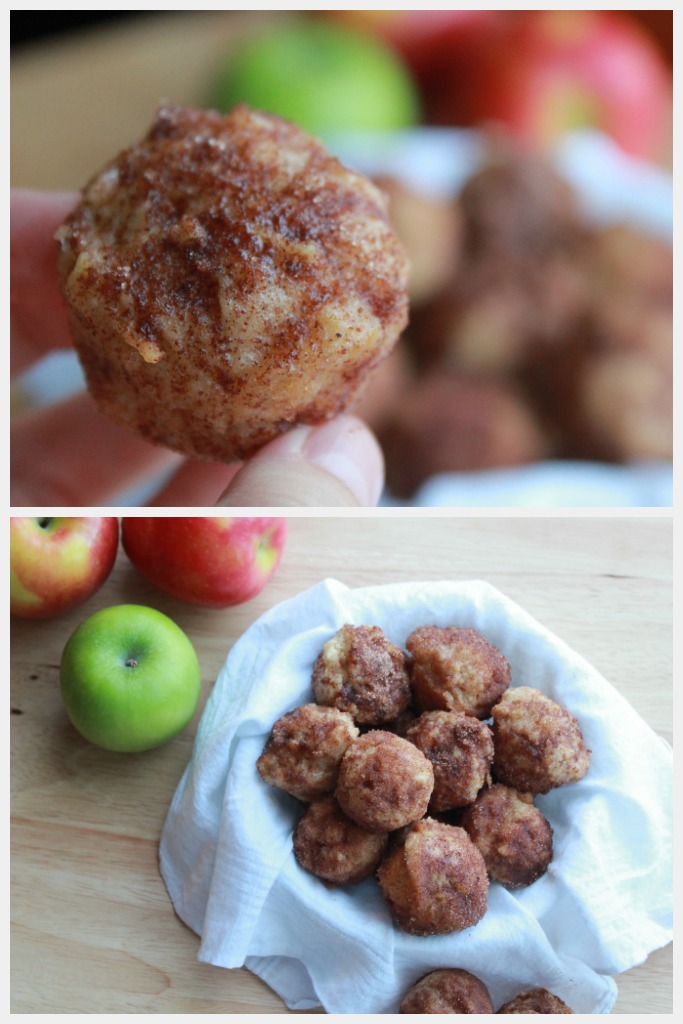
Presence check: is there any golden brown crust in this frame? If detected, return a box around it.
[335,730,434,832]
[491,687,590,794]
[377,818,488,935]
[292,795,388,887]
[256,703,359,802]
[405,710,494,811]
[497,988,574,1013]
[312,624,411,725]
[407,626,511,719]
[56,104,409,462]
[400,968,494,1013]
[460,783,553,887]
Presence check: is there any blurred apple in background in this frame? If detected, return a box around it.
[419,10,672,163]
[325,9,501,77]
[122,517,287,609]
[10,517,119,619]
[60,604,201,753]
[208,18,420,133]
[323,10,671,165]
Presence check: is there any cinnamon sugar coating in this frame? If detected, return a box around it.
[460,783,553,887]
[492,687,590,794]
[312,624,411,725]
[400,968,494,1013]
[256,704,358,802]
[56,104,409,462]
[405,710,494,811]
[497,988,574,1013]
[377,818,488,935]
[335,730,434,832]
[292,795,388,887]
[407,626,511,719]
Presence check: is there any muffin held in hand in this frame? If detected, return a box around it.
[377,817,488,935]
[312,623,411,726]
[256,703,358,802]
[56,104,409,462]
[293,795,388,887]
[497,988,574,1013]
[400,968,494,1014]
[491,686,590,794]
[460,783,553,888]
[407,625,511,719]
[335,730,434,832]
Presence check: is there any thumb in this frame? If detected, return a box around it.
[215,415,384,507]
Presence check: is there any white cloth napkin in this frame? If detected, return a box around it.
[159,579,673,1013]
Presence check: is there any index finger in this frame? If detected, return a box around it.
[11,188,79,377]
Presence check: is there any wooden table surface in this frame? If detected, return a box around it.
[10,516,673,1013]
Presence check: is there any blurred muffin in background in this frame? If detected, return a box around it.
[374,174,462,306]
[368,135,672,500]
[378,373,548,499]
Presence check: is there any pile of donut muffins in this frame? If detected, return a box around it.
[257,621,591,1010]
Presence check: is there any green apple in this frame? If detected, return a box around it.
[60,604,201,753]
[209,20,420,134]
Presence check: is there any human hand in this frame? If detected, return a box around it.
[11,189,385,507]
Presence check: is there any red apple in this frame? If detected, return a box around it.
[10,517,120,619]
[121,517,287,609]
[424,10,672,163]
[324,10,501,77]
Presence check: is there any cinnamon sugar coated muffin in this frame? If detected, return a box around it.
[292,796,388,887]
[407,626,511,719]
[405,710,494,811]
[492,687,590,794]
[335,730,434,832]
[497,988,574,1013]
[56,104,409,462]
[312,624,411,725]
[379,373,547,499]
[400,968,494,1013]
[256,704,358,802]
[460,783,553,887]
[377,818,488,935]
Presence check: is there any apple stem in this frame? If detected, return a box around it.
[125,658,139,668]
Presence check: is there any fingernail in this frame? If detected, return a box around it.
[302,415,385,506]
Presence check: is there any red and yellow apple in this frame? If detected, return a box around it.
[121,517,287,609]
[422,10,672,163]
[10,516,119,619]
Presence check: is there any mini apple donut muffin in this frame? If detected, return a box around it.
[400,968,494,1014]
[312,624,411,725]
[404,710,494,811]
[497,988,574,1013]
[460,783,553,888]
[292,795,388,887]
[492,687,590,794]
[407,626,511,719]
[56,104,410,462]
[377,818,488,935]
[256,703,358,802]
[335,730,434,832]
